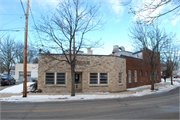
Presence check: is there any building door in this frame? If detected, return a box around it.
[19,72,23,81]
[27,72,31,81]
[75,73,82,90]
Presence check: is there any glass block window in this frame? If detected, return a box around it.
[128,70,131,83]
[56,73,65,84]
[134,70,137,82]
[119,73,122,83]
[100,73,108,84]
[146,71,148,76]
[90,73,98,84]
[140,70,142,76]
[45,73,54,84]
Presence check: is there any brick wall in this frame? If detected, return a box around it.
[124,50,161,88]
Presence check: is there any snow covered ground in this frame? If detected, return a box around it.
[0,82,34,93]
[0,78,180,102]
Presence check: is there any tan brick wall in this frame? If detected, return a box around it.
[38,54,126,93]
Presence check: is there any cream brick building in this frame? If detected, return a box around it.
[38,53,126,93]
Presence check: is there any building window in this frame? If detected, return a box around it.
[150,71,152,81]
[90,73,108,85]
[90,73,98,84]
[119,73,122,83]
[154,71,156,81]
[146,71,148,76]
[134,70,137,82]
[128,70,131,83]
[157,72,159,81]
[140,70,142,76]
[100,73,108,84]
[45,73,54,84]
[56,73,65,84]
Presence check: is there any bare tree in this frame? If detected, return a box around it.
[163,41,180,85]
[0,35,17,75]
[129,22,174,90]
[36,0,103,96]
[129,0,180,23]
[15,42,24,63]
[15,42,39,63]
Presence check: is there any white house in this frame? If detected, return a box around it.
[15,64,38,81]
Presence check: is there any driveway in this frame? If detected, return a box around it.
[0,81,23,91]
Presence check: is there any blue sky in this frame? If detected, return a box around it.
[0,0,180,55]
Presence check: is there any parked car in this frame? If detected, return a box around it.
[0,75,16,85]
[174,75,180,78]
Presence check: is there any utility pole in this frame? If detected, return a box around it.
[71,37,75,96]
[23,0,29,97]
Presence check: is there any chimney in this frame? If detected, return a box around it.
[87,48,93,55]
[39,49,42,53]
[112,45,119,53]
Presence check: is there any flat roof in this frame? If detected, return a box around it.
[40,53,125,58]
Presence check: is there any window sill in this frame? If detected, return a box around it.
[44,84,66,87]
[119,83,123,86]
[89,84,109,87]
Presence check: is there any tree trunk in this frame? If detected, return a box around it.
[71,64,75,96]
[8,69,11,76]
[151,72,154,90]
[171,75,173,85]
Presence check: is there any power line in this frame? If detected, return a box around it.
[29,4,43,46]
[28,3,60,25]
[0,27,24,30]
[0,30,21,32]
[1,16,23,27]
[19,0,26,16]
[0,14,24,15]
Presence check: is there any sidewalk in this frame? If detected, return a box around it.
[0,82,174,99]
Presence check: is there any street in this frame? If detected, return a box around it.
[1,87,179,119]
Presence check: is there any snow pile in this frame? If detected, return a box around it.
[127,85,151,91]
[0,94,130,102]
[0,82,35,93]
[132,80,180,96]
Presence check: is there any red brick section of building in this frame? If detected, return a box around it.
[123,50,161,88]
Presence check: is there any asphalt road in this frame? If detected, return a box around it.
[1,87,179,120]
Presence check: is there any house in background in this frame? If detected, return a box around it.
[14,64,38,81]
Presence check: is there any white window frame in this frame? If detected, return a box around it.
[45,73,55,85]
[56,73,66,85]
[89,73,108,85]
[45,72,66,85]
[128,70,131,83]
[134,70,137,82]
[89,73,98,84]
